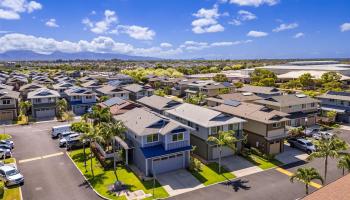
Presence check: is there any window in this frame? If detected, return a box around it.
[146,134,159,143]
[341,101,344,105]
[86,96,93,99]
[228,124,235,130]
[2,99,10,105]
[73,96,79,100]
[272,123,281,128]
[311,103,315,107]
[34,98,41,103]
[172,133,184,142]
[211,126,222,135]
[302,104,306,109]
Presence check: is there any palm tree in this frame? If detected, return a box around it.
[84,105,112,126]
[290,167,323,195]
[337,154,350,176]
[307,136,348,182]
[207,130,239,174]
[56,99,68,120]
[71,121,90,171]
[19,100,32,116]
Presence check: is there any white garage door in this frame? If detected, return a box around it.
[36,108,55,118]
[0,111,14,121]
[73,105,87,115]
[152,153,184,175]
[212,146,234,160]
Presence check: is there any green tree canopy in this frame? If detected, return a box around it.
[213,74,229,82]
[250,69,277,87]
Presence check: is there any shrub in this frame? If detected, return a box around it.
[0,182,4,198]
[189,157,202,172]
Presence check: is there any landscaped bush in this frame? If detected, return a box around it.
[0,182,4,198]
[188,157,202,172]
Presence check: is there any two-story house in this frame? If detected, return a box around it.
[184,80,233,98]
[237,85,282,98]
[19,83,45,100]
[122,84,154,101]
[52,82,75,97]
[317,91,350,123]
[0,89,20,121]
[254,94,320,127]
[114,108,193,176]
[137,95,182,114]
[206,92,263,107]
[96,85,130,100]
[64,87,97,115]
[99,97,142,115]
[27,88,60,119]
[80,81,102,92]
[213,101,289,155]
[165,103,246,161]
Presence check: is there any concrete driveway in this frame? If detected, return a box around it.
[157,169,204,196]
[220,156,263,177]
[275,145,308,165]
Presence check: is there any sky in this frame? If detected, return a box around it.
[0,0,349,59]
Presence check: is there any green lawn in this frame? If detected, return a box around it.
[189,162,235,186]
[245,154,283,170]
[0,134,12,141]
[68,148,168,200]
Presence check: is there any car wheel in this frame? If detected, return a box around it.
[307,150,312,154]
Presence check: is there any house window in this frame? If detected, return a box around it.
[228,124,235,130]
[146,134,159,143]
[340,101,344,105]
[330,99,335,102]
[86,96,93,99]
[2,99,10,105]
[272,123,281,128]
[211,126,222,135]
[73,96,79,100]
[311,103,315,107]
[172,133,184,142]
[302,104,306,109]
[35,98,41,103]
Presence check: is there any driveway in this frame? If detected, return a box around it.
[5,121,101,200]
[157,169,204,196]
[275,145,308,165]
[219,156,263,177]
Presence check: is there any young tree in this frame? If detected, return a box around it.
[213,74,229,82]
[326,111,337,124]
[83,105,112,126]
[207,130,239,173]
[298,73,314,89]
[19,100,32,116]
[56,99,68,120]
[250,69,277,87]
[154,89,166,97]
[337,154,350,176]
[290,167,323,195]
[307,136,348,182]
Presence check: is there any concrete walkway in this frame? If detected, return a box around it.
[275,145,308,165]
[219,156,263,177]
[157,169,204,196]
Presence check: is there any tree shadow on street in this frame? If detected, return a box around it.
[220,179,251,192]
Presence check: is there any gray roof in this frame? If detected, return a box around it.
[0,84,14,91]
[213,102,289,124]
[64,87,96,96]
[137,95,181,111]
[123,84,153,93]
[317,91,350,102]
[237,85,281,95]
[96,85,129,95]
[52,82,75,90]
[27,88,60,99]
[0,89,20,99]
[81,80,101,88]
[218,92,263,102]
[165,103,246,128]
[114,108,192,136]
[19,83,45,92]
[254,94,320,107]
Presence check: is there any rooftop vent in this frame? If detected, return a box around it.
[296,94,307,98]
[242,92,253,96]
[224,99,241,107]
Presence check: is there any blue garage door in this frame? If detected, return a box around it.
[152,153,184,175]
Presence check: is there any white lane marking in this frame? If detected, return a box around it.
[19,152,64,164]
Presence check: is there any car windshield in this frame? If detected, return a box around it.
[306,142,313,146]
[6,169,19,176]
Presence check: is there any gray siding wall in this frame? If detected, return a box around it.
[165,130,190,150]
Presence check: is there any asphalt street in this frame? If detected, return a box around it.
[4,121,102,200]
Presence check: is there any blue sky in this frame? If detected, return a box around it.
[0,0,349,59]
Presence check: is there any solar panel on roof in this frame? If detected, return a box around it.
[328,91,350,97]
[224,99,241,107]
[103,97,125,107]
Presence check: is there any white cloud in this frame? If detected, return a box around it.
[273,23,298,32]
[116,25,155,40]
[229,10,256,26]
[211,40,252,47]
[82,9,118,34]
[45,18,59,28]
[340,23,350,32]
[160,42,173,48]
[191,5,225,34]
[0,0,42,20]
[247,30,268,37]
[227,0,279,7]
[294,32,304,38]
[180,39,252,50]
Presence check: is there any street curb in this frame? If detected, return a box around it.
[65,152,112,200]
[20,186,23,200]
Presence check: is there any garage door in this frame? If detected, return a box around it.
[152,153,184,175]
[269,141,281,155]
[73,105,87,115]
[36,108,55,118]
[212,146,234,160]
[0,111,14,121]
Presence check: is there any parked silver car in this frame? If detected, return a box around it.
[287,138,316,154]
[0,148,11,159]
[0,165,24,186]
[313,131,334,140]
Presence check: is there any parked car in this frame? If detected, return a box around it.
[52,124,71,138]
[59,133,80,147]
[0,165,24,186]
[66,137,88,150]
[287,138,316,154]
[0,144,12,150]
[304,127,320,136]
[59,131,75,139]
[313,131,334,140]
[0,140,14,149]
[0,148,11,159]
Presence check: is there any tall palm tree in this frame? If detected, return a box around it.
[337,154,350,176]
[207,130,239,174]
[56,99,68,120]
[290,167,324,195]
[72,121,90,171]
[84,105,112,126]
[307,136,348,182]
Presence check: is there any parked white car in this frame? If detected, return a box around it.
[0,148,11,159]
[0,165,24,186]
[304,126,320,136]
[51,124,71,138]
[313,131,334,140]
[59,133,80,147]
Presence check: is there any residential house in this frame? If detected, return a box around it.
[148,77,183,89]
[99,97,142,115]
[0,89,20,121]
[137,95,182,114]
[80,80,102,92]
[213,101,289,154]
[122,84,154,101]
[317,91,350,123]
[114,108,193,176]
[64,87,97,115]
[254,94,320,127]
[96,85,130,100]
[0,84,14,91]
[19,83,45,100]
[165,103,246,161]
[108,74,134,85]
[6,76,28,91]
[27,88,60,119]
[184,80,233,98]
[206,92,263,107]
[78,76,96,83]
[237,85,282,98]
[32,76,54,85]
[52,82,75,97]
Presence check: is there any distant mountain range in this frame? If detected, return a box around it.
[0,50,162,61]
